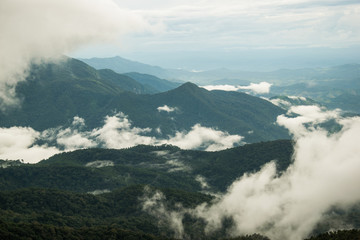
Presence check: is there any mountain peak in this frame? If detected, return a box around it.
[169,82,208,96]
[179,81,199,89]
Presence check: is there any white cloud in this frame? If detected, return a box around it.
[0,126,60,163]
[0,0,149,110]
[0,113,243,163]
[277,105,341,137]
[141,105,360,240]
[269,98,293,108]
[114,0,360,54]
[202,82,272,94]
[201,85,240,92]
[157,105,179,113]
[193,110,360,240]
[288,96,307,101]
[237,82,272,94]
[162,124,243,151]
[195,175,210,189]
[140,186,186,239]
[91,113,155,148]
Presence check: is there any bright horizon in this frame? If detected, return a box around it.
[70,0,360,71]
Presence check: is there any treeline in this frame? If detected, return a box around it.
[0,186,213,239]
[0,140,294,193]
[0,220,170,240]
[305,229,360,240]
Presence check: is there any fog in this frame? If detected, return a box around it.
[142,106,360,240]
[0,0,148,110]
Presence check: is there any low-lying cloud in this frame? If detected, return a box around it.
[202,82,272,94]
[0,0,149,111]
[269,96,311,110]
[157,105,179,113]
[163,124,243,151]
[0,113,243,163]
[0,126,60,164]
[201,85,241,92]
[142,105,360,240]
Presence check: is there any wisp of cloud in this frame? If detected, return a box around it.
[0,0,149,111]
[202,82,272,94]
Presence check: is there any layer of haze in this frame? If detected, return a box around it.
[0,0,149,110]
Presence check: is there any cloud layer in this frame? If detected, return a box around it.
[142,105,360,240]
[0,0,148,110]
[202,82,272,94]
[0,113,243,163]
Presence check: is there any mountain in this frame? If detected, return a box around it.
[80,56,360,87]
[1,142,359,239]
[0,140,293,239]
[0,58,289,143]
[0,58,153,130]
[146,82,288,142]
[80,56,179,80]
[271,82,360,113]
[124,72,182,93]
[0,140,293,192]
[269,95,319,110]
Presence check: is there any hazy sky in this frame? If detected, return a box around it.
[71,0,360,70]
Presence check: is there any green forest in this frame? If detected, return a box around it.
[1,140,360,239]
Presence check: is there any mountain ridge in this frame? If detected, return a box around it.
[0,58,289,143]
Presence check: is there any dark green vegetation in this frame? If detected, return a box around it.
[0,57,289,143]
[1,141,359,239]
[0,140,293,240]
[0,186,197,240]
[305,229,360,240]
[0,159,23,168]
[0,221,170,240]
[0,140,293,192]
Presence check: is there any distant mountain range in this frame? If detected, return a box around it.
[81,56,360,86]
[0,57,289,143]
[80,56,360,113]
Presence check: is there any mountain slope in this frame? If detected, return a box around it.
[0,58,289,143]
[0,140,293,192]
[124,72,182,93]
[0,58,147,129]
[80,56,172,79]
[148,82,289,142]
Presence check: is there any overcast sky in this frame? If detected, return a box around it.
[71,0,360,70]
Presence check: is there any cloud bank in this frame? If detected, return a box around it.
[202,82,272,94]
[163,124,243,151]
[194,106,360,240]
[157,105,179,113]
[0,0,148,110]
[0,113,243,163]
[142,105,360,240]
